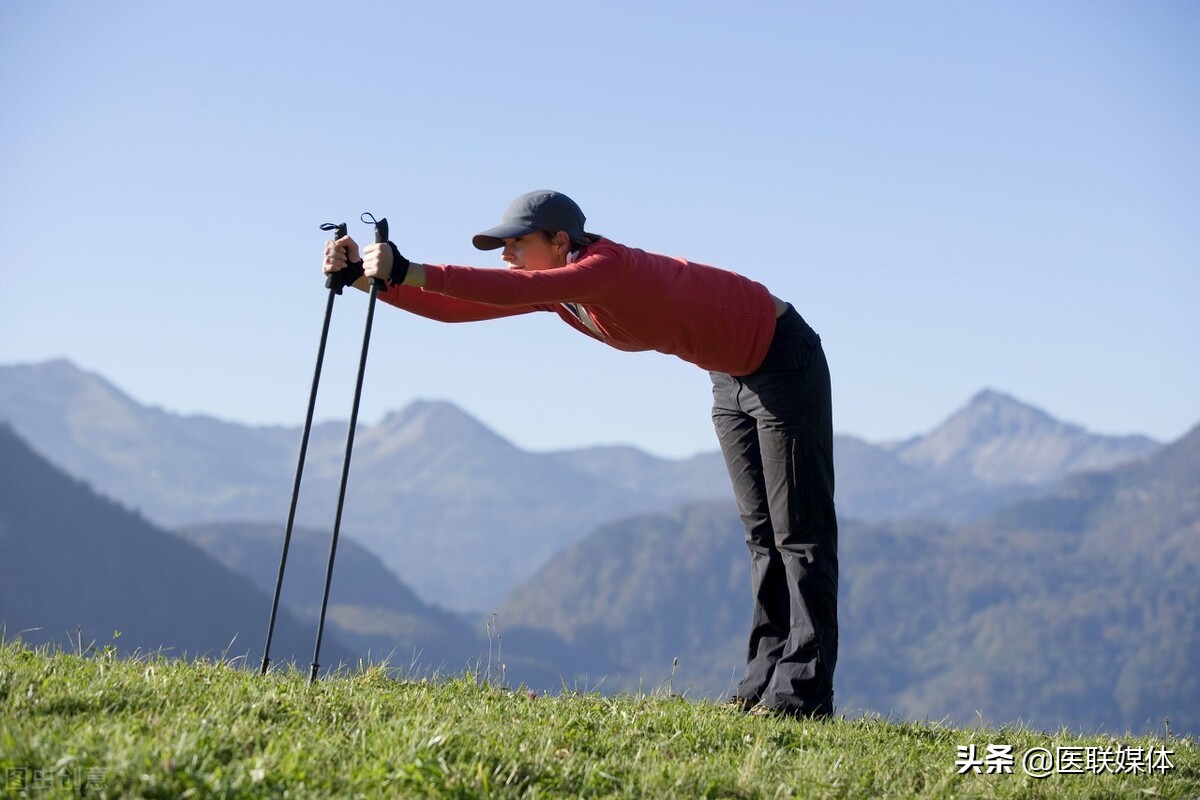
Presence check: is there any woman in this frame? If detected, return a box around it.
[323,190,838,718]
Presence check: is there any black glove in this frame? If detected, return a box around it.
[325,259,364,294]
[387,242,410,288]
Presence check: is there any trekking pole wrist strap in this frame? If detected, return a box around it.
[326,259,364,294]
[387,241,410,287]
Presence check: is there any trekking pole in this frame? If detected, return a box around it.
[309,212,389,684]
[260,221,355,675]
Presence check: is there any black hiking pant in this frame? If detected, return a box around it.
[710,305,838,717]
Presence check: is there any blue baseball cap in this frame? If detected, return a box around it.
[472,190,592,250]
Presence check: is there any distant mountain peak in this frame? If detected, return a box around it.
[893,389,1160,487]
[3,357,104,392]
[392,398,482,424]
[953,389,1064,438]
[368,398,515,455]
[380,399,500,435]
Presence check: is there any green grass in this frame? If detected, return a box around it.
[1,639,1196,798]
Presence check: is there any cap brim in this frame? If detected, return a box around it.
[472,222,538,251]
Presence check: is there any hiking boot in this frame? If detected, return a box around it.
[720,696,756,714]
[749,702,834,720]
[748,703,783,719]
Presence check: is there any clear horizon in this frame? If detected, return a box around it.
[1,357,1184,458]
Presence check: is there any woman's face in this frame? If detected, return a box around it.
[502,232,568,271]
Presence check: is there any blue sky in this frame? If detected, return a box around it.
[2,1,1197,457]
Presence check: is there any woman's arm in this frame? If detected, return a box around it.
[362,240,619,310]
[378,276,540,323]
[419,259,616,306]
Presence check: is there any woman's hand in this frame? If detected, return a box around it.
[323,235,362,276]
[322,235,366,292]
[365,242,422,287]
[362,241,394,284]
[324,234,423,290]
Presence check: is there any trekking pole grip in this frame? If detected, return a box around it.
[361,212,388,290]
[321,222,355,293]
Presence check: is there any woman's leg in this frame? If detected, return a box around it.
[712,310,838,716]
[712,373,792,704]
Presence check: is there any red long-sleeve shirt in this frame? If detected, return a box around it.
[377,238,777,376]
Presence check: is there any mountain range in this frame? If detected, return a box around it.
[0,360,1160,611]
[0,359,1193,735]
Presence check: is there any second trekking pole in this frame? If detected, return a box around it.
[309,212,389,684]
[260,221,352,676]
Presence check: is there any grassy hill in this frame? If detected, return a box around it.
[1,361,1163,612]
[1,640,1195,799]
